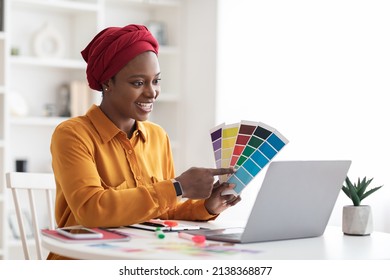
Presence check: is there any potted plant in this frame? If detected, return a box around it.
[342,176,383,235]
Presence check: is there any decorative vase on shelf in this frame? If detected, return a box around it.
[341,176,383,236]
[32,22,65,58]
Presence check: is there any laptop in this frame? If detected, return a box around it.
[189,160,351,243]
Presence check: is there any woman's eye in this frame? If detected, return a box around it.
[153,78,161,85]
[132,81,144,87]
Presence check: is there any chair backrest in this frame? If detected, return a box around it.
[6,172,56,260]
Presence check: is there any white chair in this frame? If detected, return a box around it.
[6,172,56,260]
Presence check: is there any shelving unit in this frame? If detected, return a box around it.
[9,56,86,69]
[0,0,215,259]
[0,0,103,260]
[0,0,8,260]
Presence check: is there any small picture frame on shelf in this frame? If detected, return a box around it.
[147,21,168,46]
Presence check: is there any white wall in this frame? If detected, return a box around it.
[215,0,390,232]
[180,0,218,173]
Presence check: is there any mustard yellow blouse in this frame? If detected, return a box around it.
[50,104,215,229]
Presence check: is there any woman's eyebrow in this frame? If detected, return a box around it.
[127,72,161,79]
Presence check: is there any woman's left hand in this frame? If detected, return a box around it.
[204,181,241,215]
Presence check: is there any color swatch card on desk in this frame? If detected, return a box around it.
[210,121,289,196]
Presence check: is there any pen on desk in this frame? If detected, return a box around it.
[178,231,206,244]
[155,227,165,239]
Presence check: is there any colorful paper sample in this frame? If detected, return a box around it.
[210,123,225,169]
[229,121,258,168]
[219,123,240,182]
[210,121,288,196]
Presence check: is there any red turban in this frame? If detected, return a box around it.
[81,24,159,91]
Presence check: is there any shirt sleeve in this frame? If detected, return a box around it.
[168,199,219,221]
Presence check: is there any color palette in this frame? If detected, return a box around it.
[210,121,288,196]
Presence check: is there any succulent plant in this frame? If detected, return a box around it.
[342,176,383,206]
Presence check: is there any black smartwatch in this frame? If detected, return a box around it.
[171,179,183,197]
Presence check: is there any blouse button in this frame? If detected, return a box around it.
[136,176,142,180]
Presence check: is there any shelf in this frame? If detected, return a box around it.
[0,32,5,40]
[10,116,68,126]
[9,96,179,127]
[0,140,4,148]
[0,86,4,94]
[12,0,99,14]
[112,0,180,8]
[10,56,86,69]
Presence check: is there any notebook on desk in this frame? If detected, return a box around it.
[188,160,351,243]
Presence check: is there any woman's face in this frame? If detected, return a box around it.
[105,51,161,122]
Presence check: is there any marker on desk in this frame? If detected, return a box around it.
[155,227,165,239]
[178,232,206,244]
[163,220,178,227]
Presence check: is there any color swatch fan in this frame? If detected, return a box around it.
[210,120,289,196]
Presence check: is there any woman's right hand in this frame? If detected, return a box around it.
[175,167,235,199]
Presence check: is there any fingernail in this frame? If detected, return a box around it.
[229,183,235,188]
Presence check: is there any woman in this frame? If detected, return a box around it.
[48,24,240,259]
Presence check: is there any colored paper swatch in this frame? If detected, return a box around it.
[226,129,288,195]
[210,123,225,168]
[231,122,275,170]
[219,123,240,182]
[229,121,258,168]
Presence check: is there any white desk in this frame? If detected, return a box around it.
[42,222,390,260]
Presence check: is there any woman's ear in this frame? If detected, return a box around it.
[101,80,110,93]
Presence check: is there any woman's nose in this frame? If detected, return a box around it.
[145,84,159,99]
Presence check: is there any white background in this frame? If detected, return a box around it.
[215,0,390,233]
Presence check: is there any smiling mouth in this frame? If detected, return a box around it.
[136,102,153,112]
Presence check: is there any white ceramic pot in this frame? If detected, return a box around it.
[342,205,373,236]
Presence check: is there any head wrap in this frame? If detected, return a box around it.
[81,24,159,91]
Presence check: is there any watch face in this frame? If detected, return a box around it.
[173,181,183,196]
